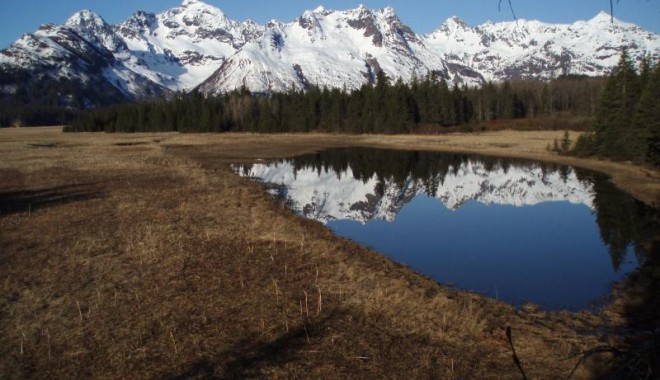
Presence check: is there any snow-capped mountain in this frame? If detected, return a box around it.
[198,5,482,95]
[114,0,263,91]
[235,158,594,224]
[1,0,658,107]
[0,0,260,107]
[424,12,660,82]
[0,12,169,108]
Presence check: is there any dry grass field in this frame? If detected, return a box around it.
[1,127,658,379]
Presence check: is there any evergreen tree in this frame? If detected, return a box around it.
[593,49,641,160]
[499,81,514,119]
[632,62,660,166]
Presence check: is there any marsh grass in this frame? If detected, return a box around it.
[1,127,655,378]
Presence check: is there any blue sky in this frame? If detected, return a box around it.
[1,0,658,49]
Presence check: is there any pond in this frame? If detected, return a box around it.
[234,148,659,311]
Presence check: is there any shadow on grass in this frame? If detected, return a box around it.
[0,184,106,215]
[169,313,338,380]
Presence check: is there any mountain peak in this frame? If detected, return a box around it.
[434,16,469,34]
[445,16,467,26]
[119,10,157,31]
[354,4,373,15]
[181,0,202,7]
[179,0,225,16]
[382,6,396,16]
[65,10,108,29]
[583,11,635,31]
[589,10,613,23]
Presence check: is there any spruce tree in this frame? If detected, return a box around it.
[632,62,660,166]
[593,49,641,160]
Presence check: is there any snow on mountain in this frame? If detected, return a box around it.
[65,10,129,53]
[1,0,658,106]
[235,158,594,224]
[0,15,168,106]
[0,0,263,104]
[114,0,263,90]
[198,5,482,95]
[424,11,660,82]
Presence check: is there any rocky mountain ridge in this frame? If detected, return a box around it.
[424,11,659,81]
[1,0,658,107]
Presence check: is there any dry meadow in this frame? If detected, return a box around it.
[1,127,658,378]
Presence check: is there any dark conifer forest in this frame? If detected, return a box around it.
[0,75,130,127]
[572,50,660,166]
[65,72,605,134]
[57,51,659,167]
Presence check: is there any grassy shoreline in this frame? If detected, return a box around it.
[1,127,657,378]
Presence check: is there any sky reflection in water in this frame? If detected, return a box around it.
[330,197,637,310]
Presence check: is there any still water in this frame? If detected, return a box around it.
[235,148,658,310]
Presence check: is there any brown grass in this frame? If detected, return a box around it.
[1,127,655,378]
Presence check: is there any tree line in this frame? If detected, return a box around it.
[65,71,605,134]
[570,50,660,167]
[0,74,128,127]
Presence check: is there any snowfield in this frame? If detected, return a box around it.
[1,0,658,100]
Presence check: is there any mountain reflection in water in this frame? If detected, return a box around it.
[234,148,659,311]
